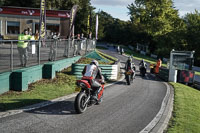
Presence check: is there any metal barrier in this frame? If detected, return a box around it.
[0,39,96,73]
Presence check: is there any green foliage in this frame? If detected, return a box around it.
[96,46,108,50]
[74,0,92,35]
[128,0,178,36]
[3,0,35,7]
[127,0,186,56]
[184,10,200,66]
[96,10,114,40]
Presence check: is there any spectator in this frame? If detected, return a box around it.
[81,33,85,40]
[49,32,58,61]
[89,32,92,39]
[34,29,39,40]
[77,34,80,40]
[17,29,32,67]
[155,58,162,74]
[27,28,32,35]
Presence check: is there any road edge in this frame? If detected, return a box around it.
[139,82,174,133]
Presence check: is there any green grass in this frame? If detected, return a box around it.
[195,71,200,76]
[167,83,200,133]
[96,50,118,62]
[96,46,108,50]
[0,68,77,111]
[76,57,114,65]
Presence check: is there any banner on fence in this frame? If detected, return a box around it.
[96,15,98,40]
[39,0,46,40]
[69,5,78,37]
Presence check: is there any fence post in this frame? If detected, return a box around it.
[38,40,41,65]
[10,41,14,71]
[85,39,88,55]
[67,38,70,58]
[55,39,57,61]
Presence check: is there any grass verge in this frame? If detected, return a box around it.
[96,46,108,50]
[0,67,77,112]
[195,71,200,76]
[167,83,200,132]
[76,57,114,65]
[96,50,118,62]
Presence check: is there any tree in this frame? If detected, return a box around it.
[3,0,35,7]
[127,0,184,56]
[74,0,93,36]
[184,10,200,65]
[0,0,5,6]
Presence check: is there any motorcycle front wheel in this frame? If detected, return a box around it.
[74,92,88,114]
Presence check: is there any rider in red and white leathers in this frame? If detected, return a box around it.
[82,60,104,100]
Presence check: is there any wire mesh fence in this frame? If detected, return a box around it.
[0,38,96,73]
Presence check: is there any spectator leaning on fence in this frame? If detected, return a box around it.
[17,29,32,67]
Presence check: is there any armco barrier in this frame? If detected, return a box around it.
[0,72,11,94]
[43,56,81,79]
[72,63,118,80]
[158,67,169,81]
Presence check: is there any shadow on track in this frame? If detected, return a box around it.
[25,100,77,115]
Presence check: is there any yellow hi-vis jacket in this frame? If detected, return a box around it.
[17,34,31,48]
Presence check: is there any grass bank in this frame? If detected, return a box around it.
[96,46,108,50]
[167,83,200,132]
[0,67,76,111]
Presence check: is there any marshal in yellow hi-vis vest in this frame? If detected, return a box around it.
[18,34,32,48]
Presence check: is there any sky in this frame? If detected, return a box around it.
[91,0,200,21]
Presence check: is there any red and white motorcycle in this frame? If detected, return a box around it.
[74,76,105,114]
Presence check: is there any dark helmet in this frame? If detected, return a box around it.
[91,60,99,66]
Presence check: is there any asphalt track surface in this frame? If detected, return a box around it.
[0,45,167,133]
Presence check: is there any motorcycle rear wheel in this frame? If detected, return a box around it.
[74,92,88,114]
[126,75,130,85]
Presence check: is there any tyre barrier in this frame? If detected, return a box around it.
[72,63,119,80]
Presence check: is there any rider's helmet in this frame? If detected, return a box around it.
[128,56,132,62]
[91,60,99,66]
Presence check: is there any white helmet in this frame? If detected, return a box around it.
[128,56,132,61]
[91,60,99,66]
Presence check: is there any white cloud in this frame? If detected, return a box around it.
[174,0,200,16]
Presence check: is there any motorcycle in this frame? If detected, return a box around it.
[125,65,135,85]
[140,65,146,77]
[74,77,105,114]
